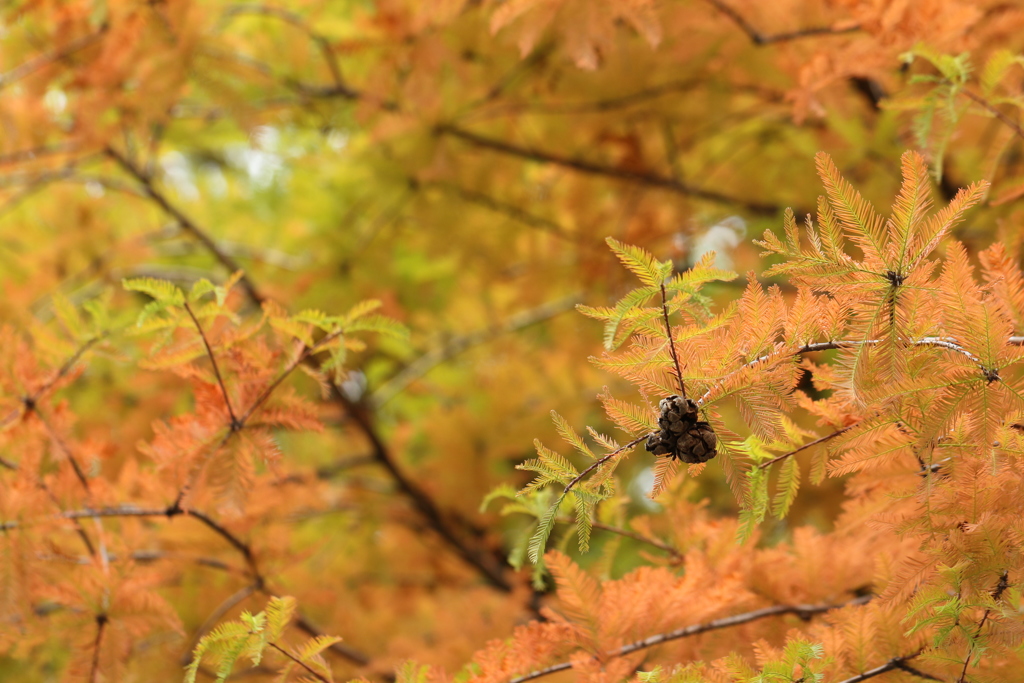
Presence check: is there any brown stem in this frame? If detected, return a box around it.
[659,282,686,398]
[417,179,576,241]
[757,421,861,469]
[6,502,373,666]
[563,435,647,496]
[268,641,330,683]
[331,384,511,591]
[703,0,861,45]
[89,614,108,683]
[32,407,91,493]
[509,595,872,683]
[437,124,784,216]
[0,29,107,90]
[1,335,103,429]
[837,652,935,683]
[957,571,1010,683]
[108,136,513,592]
[293,613,371,667]
[183,302,238,427]
[181,583,258,666]
[558,518,681,558]
[104,146,264,305]
[961,88,1024,141]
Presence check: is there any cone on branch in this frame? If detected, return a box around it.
[645,395,718,463]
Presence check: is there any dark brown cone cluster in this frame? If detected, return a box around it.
[645,395,718,463]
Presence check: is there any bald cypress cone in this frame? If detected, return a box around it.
[645,395,718,463]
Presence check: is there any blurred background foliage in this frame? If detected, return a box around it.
[4,0,1024,679]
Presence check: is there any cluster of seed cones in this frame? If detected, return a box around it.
[645,395,718,463]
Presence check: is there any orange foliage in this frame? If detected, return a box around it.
[4,1,1024,683]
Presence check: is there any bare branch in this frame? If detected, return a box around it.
[704,0,860,45]
[659,282,686,398]
[183,302,239,427]
[89,614,108,683]
[293,613,371,667]
[180,583,258,666]
[957,571,1010,683]
[0,29,107,90]
[757,421,861,470]
[372,293,582,407]
[558,517,681,558]
[104,146,265,305]
[268,641,330,683]
[563,435,647,496]
[961,88,1024,141]
[510,595,872,683]
[436,124,784,215]
[1,334,103,429]
[836,652,933,683]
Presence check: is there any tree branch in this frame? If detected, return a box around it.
[89,614,108,683]
[1,334,103,429]
[436,124,784,215]
[107,134,514,592]
[557,517,681,558]
[703,0,860,45]
[757,421,861,469]
[2,502,373,666]
[563,435,647,496]
[961,88,1024,142]
[330,384,512,591]
[372,293,582,408]
[957,571,1010,683]
[104,146,265,305]
[268,641,330,683]
[836,652,933,683]
[0,29,107,90]
[660,283,686,398]
[183,302,239,428]
[509,596,872,683]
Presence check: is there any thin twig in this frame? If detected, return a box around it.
[563,435,647,496]
[509,595,872,683]
[183,302,238,427]
[697,336,998,407]
[237,329,343,425]
[32,407,92,493]
[835,652,930,683]
[757,421,861,469]
[89,614,108,683]
[2,502,372,665]
[558,517,681,558]
[659,282,686,398]
[268,641,330,683]
[293,613,372,666]
[703,0,860,45]
[417,179,576,242]
[104,146,264,305]
[961,88,1024,141]
[218,5,344,89]
[109,133,511,594]
[0,335,103,429]
[0,29,107,89]
[372,293,582,407]
[957,571,1010,683]
[180,583,258,665]
[437,124,784,216]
